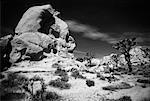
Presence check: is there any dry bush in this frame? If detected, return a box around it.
[1,73,29,90]
[60,75,69,82]
[49,78,71,89]
[86,79,95,87]
[71,68,86,79]
[54,68,67,77]
[102,82,133,91]
[33,90,62,101]
[137,79,150,84]
[106,96,132,101]
[0,93,26,101]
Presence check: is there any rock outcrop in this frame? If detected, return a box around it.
[8,4,76,63]
[9,32,55,63]
[15,4,55,35]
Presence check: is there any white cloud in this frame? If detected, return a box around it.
[66,20,150,45]
[66,20,117,44]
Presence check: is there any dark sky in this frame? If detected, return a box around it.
[1,0,150,58]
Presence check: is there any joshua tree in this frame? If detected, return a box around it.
[113,38,136,72]
[84,51,95,67]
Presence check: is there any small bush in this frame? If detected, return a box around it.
[137,79,150,84]
[1,73,29,88]
[60,75,69,82]
[55,68,67,77]
[117,96,132,101]
[76,58,84,62]
[49,78,71,89]
[0,93,26,101]
[71,69,86,79]
[102,82,133,91]
[52,63,60,68]
[106,96,132,101]
[43,91,61,101]
[33,90,61,101]
[86,79,95,87]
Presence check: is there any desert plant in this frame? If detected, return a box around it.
[137,79,150,84]
[52,63,61,68]
[31,82,61,101]
[1,73,29,90]
[0,92,26,101]
[76,57,84,62]
[113,38,136,72]
[106,96,132,101]
[0,73,31,100]
[54,68,67,77]
[86,79,95,87]
[49,78,71,90]
[71,69,86,79]
[42,91,61,101]
[60,75,69,82]
[102,82,133,91]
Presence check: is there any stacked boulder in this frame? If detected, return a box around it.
[1,4,76,64]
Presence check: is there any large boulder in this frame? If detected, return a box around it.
[15,4,55,35]
[9,32,55,63]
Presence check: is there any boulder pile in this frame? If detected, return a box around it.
[1,4,76,65]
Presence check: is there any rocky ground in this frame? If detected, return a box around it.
[1,55,150,101]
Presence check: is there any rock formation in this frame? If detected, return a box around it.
[8,4,76,63]
[15,4,54,35]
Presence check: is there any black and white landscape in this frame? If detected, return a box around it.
[0,1,150,101]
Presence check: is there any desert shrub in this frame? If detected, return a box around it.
[102,82,133,91]
[86,79,95,87]
[31,87,62,101]
[32,90,61,101]
[30,75,44,82]
[1,73,29,89]
[0,93,26,101]
[116,96,132,101]
[43,91,61,101]
[76,57,84,62]
[96,73,105,80]
[71,69,86,79]
[137,79,150,84]
[52,63,60,68]
[106,96,132,101]
[49,78,71,90]
[60,75,69,82]
[54,68,67,77]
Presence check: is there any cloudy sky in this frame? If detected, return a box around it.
[1,0,150,58]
